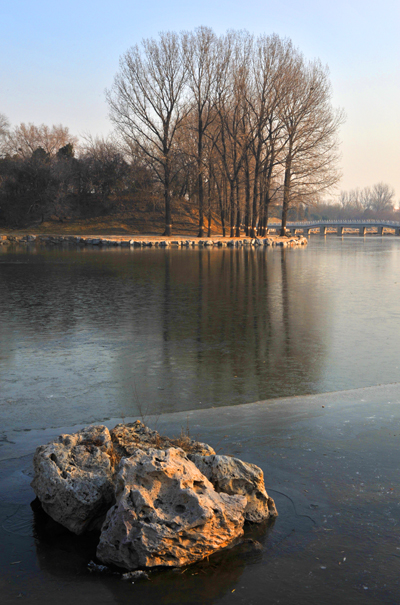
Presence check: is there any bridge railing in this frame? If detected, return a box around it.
[267,219,400,228]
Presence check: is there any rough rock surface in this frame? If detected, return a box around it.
[111,420,215,457]
[31,425,117,534]
[188,454,278,522]
[31,421,215,535]
[96,447,247,569]
[32,421,278,569]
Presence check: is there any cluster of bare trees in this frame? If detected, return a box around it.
[107,27,344,236]
[4,122,78,159]
[301,182,398,222]
[338,183,396,214]
[0,122,132,226]
[0,113,10,157]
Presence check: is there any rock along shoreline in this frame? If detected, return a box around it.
[0,233,307,248]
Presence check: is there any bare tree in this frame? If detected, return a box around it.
[213,31,253,237]
[338,182,395,216]
[279,55,345,235]
[182,26,218,237]
[365,182,395,213]
[0,113,10,156]
[246,34,292,236]
[78,134,130,201]
[5,123,78,159]
[107,32,188,235]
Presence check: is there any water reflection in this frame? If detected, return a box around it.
[2,239,400,431]
[31,495,277,605]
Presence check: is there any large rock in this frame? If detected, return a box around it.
[188,454,278,522]
[32,422,278,569]
[31,425,117,534]
[96,447,247,570]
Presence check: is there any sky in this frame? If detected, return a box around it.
[1,0,399,199]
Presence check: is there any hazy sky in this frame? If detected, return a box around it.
[1,0,399,199]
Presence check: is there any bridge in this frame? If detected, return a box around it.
[267,219,400,236]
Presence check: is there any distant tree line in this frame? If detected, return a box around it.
[0,29,395,233]
[0,121,138,226]
[292,182,398,222]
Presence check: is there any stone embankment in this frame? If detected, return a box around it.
[0,234,307,248]
[31,421,277,571]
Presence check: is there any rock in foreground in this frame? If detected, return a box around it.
[31,420,277,569]
[97,448,247,569]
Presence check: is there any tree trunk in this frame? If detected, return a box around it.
[198,171,204,237]
[235,178,241,237]
[262,148,274,237]
[216,176,226,237]
[197,122,204,237]
[262,192,270,235]
[257,180,264,236]
[229,182,235,238]
[250,175,258,238]
[220,209,226,237]
[280,155,292,237]
[207,174,212,237]
[244,157,251,236]
[163,160,172,236]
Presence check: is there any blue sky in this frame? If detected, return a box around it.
[1,0,399,198]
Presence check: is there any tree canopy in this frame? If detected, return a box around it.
[107,28,345,235]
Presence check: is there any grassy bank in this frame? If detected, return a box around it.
[0,201,282,237]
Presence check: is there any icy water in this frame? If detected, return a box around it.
[1,236,400,605]
[1,237,400,431]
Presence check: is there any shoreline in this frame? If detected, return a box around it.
[0,233,308,248]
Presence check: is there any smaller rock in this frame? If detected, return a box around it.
[121,570,149,581]
[188,454,278,522]
[87,560,110,573]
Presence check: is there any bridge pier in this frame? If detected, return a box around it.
[320,226,327,235]
[359,226,367,236]
[337,226,344,236]
[378,226,383,235]
[396,228,400,236]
